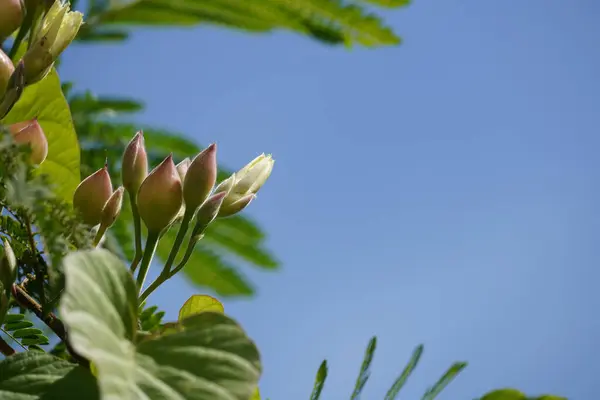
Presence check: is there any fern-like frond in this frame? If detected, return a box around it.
[83,0,408,47]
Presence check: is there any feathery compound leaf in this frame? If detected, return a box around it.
[350,336,377,399]
[421,362,467,400]
[384,344,423,400]
[92,0,407,47]
[310,360,328,400]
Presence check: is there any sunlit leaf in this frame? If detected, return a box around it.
[310,360,328,400]
[1,70,80,202]
[179,294,225,321]
[421,362,467,400]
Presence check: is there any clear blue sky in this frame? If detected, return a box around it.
[62,1,600,398]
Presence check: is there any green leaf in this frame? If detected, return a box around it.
[481,389,527,400]
[179,294,225,321]
[95,0,407,47]
[384,344,423,399]
[1,70,80,202]
[310,360,328,400]
[250,387,261,400]
[0,352,98,399]
[60,248,261,399]
[350,336,377,399]
[421,362,467,400]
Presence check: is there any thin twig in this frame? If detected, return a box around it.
[0,327,27,351]
[11,284,89,368]
[0,335,16,356]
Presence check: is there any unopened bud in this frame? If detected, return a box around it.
[100,186,124,229]
[0,0,24,42]
[183,144,217,212]
[8,118,48,165]
[215,153,274,217]
[121,130,148,195]
[0,61,24,119]
[21,0,83,84]
[0,49,15,99]
[137,154,183,233]
[218,193,255,218]
[176,158,191,181]
[195,191,227,228]
[73,165,113,226]
[0,240,16,292]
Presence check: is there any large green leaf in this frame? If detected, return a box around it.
[86,0,408,47]
[60,248,261,399]
[1,70,80,202]
[0,352,98,399]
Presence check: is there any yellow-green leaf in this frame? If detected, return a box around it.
[481,389,526,400]
[1,69,80,202]
[179,294,224,321]
[250,387,261,400]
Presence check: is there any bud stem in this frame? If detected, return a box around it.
[93,225,107,247]
[135,231,160,296]
[138,208,194,302]
[129,193,143,273]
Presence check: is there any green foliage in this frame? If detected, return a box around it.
[384,344,422,399]
[1,69,80,203]
[310,360,328,400]
[1,313,50,348]
[479,389,568,400]
[59,248,262,399]
[350,336,376,399]
[138,305,166,333]
[79,0,411,48]
[67,89,279,297]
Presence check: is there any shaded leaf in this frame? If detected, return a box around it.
[179,294,225,321]
[0,352,98,399]
[1,70,80,202]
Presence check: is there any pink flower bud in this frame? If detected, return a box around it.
[183,143,217,212]
[73,165,113,226]
[0,49,15,99]
[8,118,48,165]
[137,154,183,233]
[196,191,227,227]
[176,158,191,181]
[100,186,124,229]
[121,131,148,195]
[218,193,255,218]
[0,0,24,42]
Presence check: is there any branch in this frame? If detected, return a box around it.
[0,335,16,356]
[11,284,89,368]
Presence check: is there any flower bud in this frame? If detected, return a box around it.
[8,118,48,165]
[0,49,15,99]
[100,186,124,229]
[218,193,255,218]
[215,153,274,217]
[137,154,183,233]
[183,144,217,212]
[176,158,191,181]
[195,191,226,228]
[0,0,24,42]
[121,130,148,195]
[21,0,83,84]
[0,240,16,293]
[73,165,113,226]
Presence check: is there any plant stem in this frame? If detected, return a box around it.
[93,224,107,247]
[129,193,143,273]
[0,327,26,351]
[11,284,89,367]
[137,211,193,302]
[0,335,15,356]
[135,231,159,295]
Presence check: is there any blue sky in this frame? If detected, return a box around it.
[61,0,600,398]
